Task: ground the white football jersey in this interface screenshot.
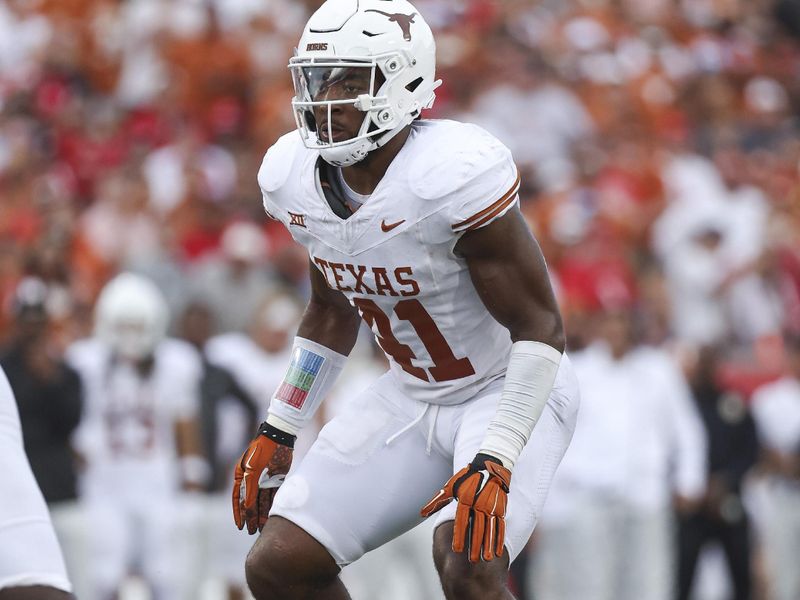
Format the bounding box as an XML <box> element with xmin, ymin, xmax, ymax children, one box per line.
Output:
<box><xmin>259</xmin><ymin>120</ymin><xmax>521</xmax><ymax>405</ymax></box>
<box><xmin>66</xmin><ymin>338</ymin><xmax>202</xmax><ymax>484</ymax></box>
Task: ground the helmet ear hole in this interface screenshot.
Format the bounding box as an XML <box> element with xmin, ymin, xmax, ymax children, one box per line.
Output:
<box><xmin>373</xmin><ymin>68</ymin><xmax>387</xmax><ymax>95</ymax></box>
<box><xmin>405</xmin><ymin>77</ymin><xmax>423</xmax><ymax>92</ymax></box>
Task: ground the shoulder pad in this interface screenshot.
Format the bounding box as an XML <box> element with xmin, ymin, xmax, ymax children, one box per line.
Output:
<box><xmin>408</xmin><ymin>121</ymin><xmax>512</xmax><ymax>201</ymax></box>
<box><xmin>257</xmin><ymin>131</ymin><xmax>304</xmax><ymax>194</ymax></box>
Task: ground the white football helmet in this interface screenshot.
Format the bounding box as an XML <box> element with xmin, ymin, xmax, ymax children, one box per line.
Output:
<box><xmin>290</xmin><ymin>0</ymin><xmax>440</xmax><ymax>167</ymax></box>
<box><xmin>95</xmin><ymin>273</ymin><xmax>169</xmax><ymax>361</ymax></box>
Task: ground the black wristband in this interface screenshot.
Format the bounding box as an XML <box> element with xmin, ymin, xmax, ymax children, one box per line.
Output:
<box><xmin>471</xmin><ymin>452</ymin><xmax>504</xmax><ymax>470</ymax></box>
<box><xmin>257</xmin><ymin>421</ymin><xmax>297</xmax><ymax>448</ymax></box>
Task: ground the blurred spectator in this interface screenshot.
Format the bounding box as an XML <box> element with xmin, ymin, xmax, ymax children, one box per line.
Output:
<box><xmin>661</xmin><ymin>209</ymin><xmax>731</xmax><ymax>345</ymax></box>
<box><xmin>141</xmin><ymin>124</ymin><xmax>237</xmax><ymax>216</ymax></box>
<box><xmin>532</xmin><ymin>308</ymin><xmax>707</xmax><ymax>600</ymax></box>
<box><xmin>0</xmin><ymin>1</ymin><xmax>52</xmax><ymax>89</ymax></box>
<box><xmin>677</xmin><ymin>345</ymin><xmax>758</xmax><ymax>600</ymax></box>
<box><xmin>0</xmin><ymin>277</ymin><xmax>86</xmax><ymax>597</ymax></box>
<box><xmin>711</xmin><ymin>142</ymin><xmax>782</xmax><ymax>345</ymax></box>
<box><xmin>463</xmin><ymin>46</ymin><xmax>594</xmax><ymax>192</ymax></box>
<box><xmin>66</xmin><ymin>273</ymin><xmax>205</xmax><ymax>600</ymax></box>
<box><xmin>96</xmin><ymin>0</ymin><xmax>171</xmax><ymax>109</ymax></box>
<box><xmin>750</xmin><ymin>335</ymin><xmax>800</xmax><ymax>600</ymax></box>
<box><xmin>188</xmin><ymin>220</ymin><xmax>278</xmax><ymax>332</ymax></box>
<box><xmin>0</xmin><ymin>278</ymin><xmax>82</xmax><ymax>504</ymax></box>
<box><xmin>160</xmin><ymin>3</ymin><xmax>251</xmax><ymax>137</ymax></box>
<box><xmin>80</xmin><ymin>164</ymin><xmax>163</xmax><ymax>270</ymax></box>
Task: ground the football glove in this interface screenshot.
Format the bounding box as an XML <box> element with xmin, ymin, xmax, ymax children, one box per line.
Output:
<box><xmin>420</xmin><ymin>453</ymin><xmax>511</xmax><ymax>563</ymax></box>
<box><xmin>232</xmin><ymin>421</ymin><xmax>295</xmax><ymax>535</ymax></box>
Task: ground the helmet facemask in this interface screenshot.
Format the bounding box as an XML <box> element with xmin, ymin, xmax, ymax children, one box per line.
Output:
<box><xmin>289</xmin><ymin>51</ymin><xmax>432</xmax><ymax>167</ymax></box>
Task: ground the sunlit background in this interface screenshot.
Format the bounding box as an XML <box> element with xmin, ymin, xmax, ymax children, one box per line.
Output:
<box><xmin>2</xmin><ymin>0</ymin><xmax>799</xmax><ymax>599</ymax></box>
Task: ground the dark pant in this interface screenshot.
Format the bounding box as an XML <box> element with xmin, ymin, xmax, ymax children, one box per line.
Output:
<box><xmin>677</xmin><ymin>512</ymin><xmax>751</xmax><ymax>600</ymax></box>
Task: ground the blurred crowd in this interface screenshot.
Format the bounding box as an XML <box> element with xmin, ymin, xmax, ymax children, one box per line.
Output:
<box><xmin>1</xmin><ymin>0</ymin><xmax>799</xmax><ymax>599</ymax></box>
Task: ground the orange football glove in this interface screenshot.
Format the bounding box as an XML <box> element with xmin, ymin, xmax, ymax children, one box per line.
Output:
<box><xmin>232</xmin><ymin>421</ymin><xmax>295</xmax><ymax>535</ymax></box>
<box><xmin>420</xmin><ymin>453</ymin><xmax>511</xmax><ymax>563</ymax></box>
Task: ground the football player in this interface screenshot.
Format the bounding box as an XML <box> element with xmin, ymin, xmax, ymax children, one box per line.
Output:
<box><xmin>233</xmin><ymin>1</ymin><xmax>581</xmax><ymax>599</ymax></box>
<box><xmin>67</xmin><ymin>273</ymin><xmax>206</xmax><ymax>600</ymax></box>
<box><xmin>0</xmin><ymin>366</ymin><xmax>73</xmax><ymax>599</ymax></box>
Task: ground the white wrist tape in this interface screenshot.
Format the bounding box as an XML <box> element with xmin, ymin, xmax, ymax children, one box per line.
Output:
<box><xmin>480</xmin><ymin>341</ymin><xmax>562</xmax><ymax>470</ymax></box>
<box><xmin>267</xmin><ymin>337</ymin><xmax>347</xmax><ymax>436</ymax></box>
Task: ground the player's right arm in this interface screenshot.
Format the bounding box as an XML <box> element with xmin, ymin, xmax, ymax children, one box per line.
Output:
<box><xmin>233</xmin><ymin>259</ymin><xmax>360</xmax><ymax>534</ymax></box>
<box><xmin>295</xmin><ymin>258</ymin><xmax>362</xmax><ymax>355</ymax></box>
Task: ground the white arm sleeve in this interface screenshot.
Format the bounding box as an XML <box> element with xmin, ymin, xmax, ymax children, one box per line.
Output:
<box><xmin>479</xmin><ymin>341</ymin><xmax>562</xmax><ymax>469</ymax></box>
<box><xmin>266</xmin><ymin>337</ymin><xmax>347</xmax><ymax>436</ymax></box>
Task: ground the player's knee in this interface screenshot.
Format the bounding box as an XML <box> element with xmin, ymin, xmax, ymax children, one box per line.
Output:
<box><xmin>435</xmin><ymin>554</ymin><xmax>509</xmax><ymax>599</ymax></box>
<box><xmin>433</xmin><ymin>526</ymin><xmax>509</xmax><ymax>600</ymax></box>
<box><xmin>244</xmin><ymin>517</ymin><xmax>340</xmax><ymax>600</ymax></box>
<box><xmin>244</xmin><ymin>535</ymin><xmax>299</xmax><ymax>599</ymax></box>
<box><xmin>244</xmin><ymin>543</ymin><xmax>278</xmax><ymax>599</ymax></box>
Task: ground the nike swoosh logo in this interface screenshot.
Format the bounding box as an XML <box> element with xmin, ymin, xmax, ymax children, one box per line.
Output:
<box><xmin>240</xmin><ymin>447</ymin><xmax>258</xmax><ymax>500</ymax></box>
<box><xmin>381</xmin><ymin>219</ymin><xmax>405</xmax><ymax>232</ymax></box>
<box><xmin>258</xmin><ymin>472</ymin><xmax>286</xmax><ymax>489</ymax></box>
<box><xmin>244</xmin><ymin>448</ymin><xmax>257</xmax><ymax>470</ymax></box>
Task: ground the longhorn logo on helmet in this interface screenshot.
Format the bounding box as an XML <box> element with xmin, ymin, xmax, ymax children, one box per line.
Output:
<box><xmin>365</xmin><ymin>9</ymin><xmax>417</xmax><ymax>41</ymax></box>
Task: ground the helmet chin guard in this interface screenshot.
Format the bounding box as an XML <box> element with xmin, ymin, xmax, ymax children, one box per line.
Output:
<box><xmin>289</xmin><ymin>0</ymin><xmax>440</xmax><ymax>167</ymax></box>
<box><xmin>319</xmin><ymin>142</ymin><xmax>371</xmax><ymax>168</ymax></box>
<box><xmin>319</xmin><ymin>121</ymin><xmax>410</xmax><ymax>166</ymax></box>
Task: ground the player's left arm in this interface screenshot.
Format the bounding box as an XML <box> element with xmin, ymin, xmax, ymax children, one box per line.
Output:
<box><xmin>457</xmin><ymin>204</ymin><xmax>565</xmax><ymax>468</ymax></box>
<box><xmin>421</xmin><ymin>204</ymin><xmax>565</xmax><ymax>562</ymax></box>
<box><xmin>456</xmin><ymin>204</ymin><xmax>564</xmax><ymax>349</ymax></box>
